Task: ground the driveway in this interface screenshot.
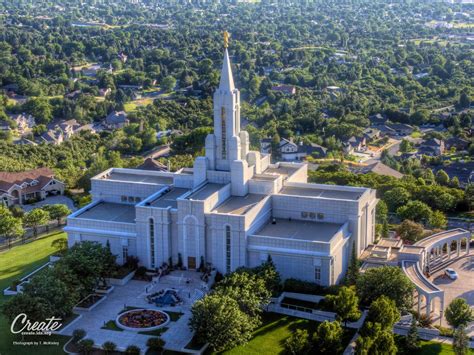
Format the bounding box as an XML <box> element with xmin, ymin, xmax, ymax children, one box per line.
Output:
<box><xmin>431</xmin><ymin>256</ymin><xmax>474</xmax><ymax>334</ymax></box>
<box><xmin>22</xmin><ymin>195</ymin><xmax>76</xmax><ymax>212</ymax></box>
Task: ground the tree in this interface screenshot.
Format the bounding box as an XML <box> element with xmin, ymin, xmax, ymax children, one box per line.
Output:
<box><xmin>429</xmin><ymin>210</ymin><xmax>447</xmax><ymax>229</ymax></box>
<box><xmin>284</xmin><ymin>329</ymin><xmax>310</xmax><ymax>355</ymax></box>
<box><xmin>464</xmin><ymin>184</ymin><xmax>474</xmax><ymax>210</ymax></box>
<box><xmin>397</xmin><ymin>201</ymin><xmax>432</xmax><ymax>224</ymax></box>
<box><xmin>214</xmin><ymin>271</ymin><xmax>271</xmax><ymax>321</ymax></box>
<box><xmin>397</xmin><ymin>220</ymin><xmax>424</xmax><ymax>243</ymax></box>
<box><xmin>146</xmin><ymin>337</ymin><xmax>165</xmax><ymax>351</ymax></box>
<box><xmin>42</xmin><ymin>204</ymin><xmax>71</xmax><ymax>226</ymax></box>
<box><xmin>0</xmin><ymin>206</ymin><xmax>23</xmax><ymax>248</ymax></box>
<box><xmin>453</xmin><ymin>326</ymin><xmax>469</xmax><ymax>355</ymax></box>
<box><xmin>356</xmin><ymin>266</ymin><xmax>414</xmax><ymax>311</ymax></box>
<box><xmin>51</xmin><ymin>238</ymin><xmax>68</xmax><ymax>256</ymax></box>
<box><xmin>400</xmin><ymin>139</ymin><xmax>413</xmax><ymax>153</ymax></box>
<box><xmin>381</xmin><ymin>220</ymin><xmax>389</xmax><ymax>239</ymax></box>
<box><xmin>78</xmin><ymin>339</ymin><xmax>95</xmax><ymax>355</ymax></box>
<box><xmin>161</xmin><ymin>76</ymin><xmax>176</xmax><ymax>92</ymax></box>
<box><xmin>125</xmin><ymin>345</ymin><xmax>141</xmax><ymax>355</ymax></box>
<box><xmin>357</xmin><ymin>322</ymin><xmax>397</xmax><ymax>355</ymax></box>
<box><xmin>436</xmin><ymin>170</ymin><xmax>450</xmax><ymax>186</ymax></box>
<box><xmin>23</xmin><ymin>208</ymin><xmax>50</xmax><ymax>238</ymax></box>
<box><xmin>376</xmin><ymin>200</ymin><xmax>388</xmax><ymax>224</ymax></box>
<box><xmin>326</xmin><ymin>286</ymin><xmax>361</xmax><ymax>325</ymax></box>
<box><xmin>102</xmin><ymin>341</ymin><xmax>117</xmax><ymax>353</ymax></box>
<box><xmin>345</xmin><ymin>242</ymin><xmax>360</xmax><ymax>285</ymax></box>
<box><xmin>383</xmin><ymin>187</ymin><xmax>411</xmax><ymax>211</ymax></box>
<box><xmin>405</xmin><ymin>317</ymin><xmax>420</xmax><ymax>351</ymax></box>
<box><xmin>367</xmin><ymin>296</ymin><xmax>400</xmax><ymax>329</ymax></box>
<box><xmin>24</xmin><ymin>97</ymin><xmax>53</xmax><ymax>124</ymax></box>
<box><xmin>445</xmin><ymin>299</ymin><xmax>473</xmax><ymax>329</ymax></box>
<box><xmin>72</xmin><ymin>329</ymin><xmax>86</xmax><ymax>342</ymax></box>
<box><xmin>312</xmin><ymin>320</ymin><xmax>344</xmax><ymax>354</ymax></box>
<box><xmin>189</xmin><ymin>294</ymin><xmax>254</xmax><ymax>351</ymax></box>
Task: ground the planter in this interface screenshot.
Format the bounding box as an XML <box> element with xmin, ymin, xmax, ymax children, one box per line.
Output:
<box><xmin>107</xmin><ymin>270</ymin><xmax>136</xmax><ymax>286</ymax></box>
<box><xmin>95</xmin><ymin>285</ymin><xmax>115</xmax><ymax>294</ymax></box>
<box><xmin>73</xmin><ymin>294</ymin><xmax>106</xmax><ymax>312</ymax></box>
<box><xmin>115</xmin><ymin>309</ymin><xmax>170</xmax><ymax>332</ymax></box>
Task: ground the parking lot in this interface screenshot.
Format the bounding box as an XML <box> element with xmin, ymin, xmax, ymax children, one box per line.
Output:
<box><xmin>431</xmin><ymin>256</ymin><xmax>474</xmax><ymax>333</ymax></box>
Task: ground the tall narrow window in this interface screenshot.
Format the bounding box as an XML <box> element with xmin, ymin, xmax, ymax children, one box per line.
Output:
<box><xmin>314</xmin><ymin>267</ymin><xmax>321</xmax><ymax>284</ymax></box>
<box><xmin>225</xmin><ymin>226</ymin><xmax>231</xmax><ymax>273</ymax></box>
<box><xmin>221</xmin><ymin>107</ymin><xmax>226</xmax><ymax>159</ymax></box>
<box><xmin>149</xmin><ymin>218</ymin><xmax>155</xmax><ymax>268</ymax></box>
<box><xmin>122</xmin><ymin>246</ymin><xmax>129</xmax><ymax>263</ymax></box>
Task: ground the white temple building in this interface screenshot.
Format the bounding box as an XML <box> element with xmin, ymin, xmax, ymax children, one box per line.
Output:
<box><xmin>66</xmin><ymin>46</ymin><xmax>377</xmax><ymax>286</ymax></box>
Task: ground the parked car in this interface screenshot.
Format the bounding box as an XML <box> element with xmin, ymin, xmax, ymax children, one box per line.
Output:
<box><xmin>445</xmin><ymin>268</ymin><xmax>458</xmax><ymax>280</ymax></box>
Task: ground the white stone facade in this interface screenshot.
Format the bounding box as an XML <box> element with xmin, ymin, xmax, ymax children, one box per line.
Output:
<box><xmin>66</xmin><ymin>49</ymin><xmax>377</xmax><ymax>286</ymax></box>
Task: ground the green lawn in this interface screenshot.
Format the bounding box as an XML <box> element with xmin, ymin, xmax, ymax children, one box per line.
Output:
<box><xmin>0</xmin><ymin>231</ymin><xmax>70</xmax><ymax>355</ymax></box>
<box><xmin>220</xmin><ymin>313</ymin><xmax>321</xmax><ymax>355</ymax></box>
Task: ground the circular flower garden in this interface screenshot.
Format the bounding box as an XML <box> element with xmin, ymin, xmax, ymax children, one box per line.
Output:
<box><xmin>116</xmin><ymin>309</ymin><xmax>170</xmax><ymax>331</ymax></box>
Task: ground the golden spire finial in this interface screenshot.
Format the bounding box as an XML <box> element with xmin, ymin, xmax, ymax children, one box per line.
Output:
<box><xmin>223</xmin><ymin>31</ymin><xmax>230</xmax><ymax>48</ymax></box>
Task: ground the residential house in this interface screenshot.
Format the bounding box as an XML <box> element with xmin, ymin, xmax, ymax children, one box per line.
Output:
<box><xmin>58</xmin><ymin>119</ymin><xmax>81</xmax><ymax>139</ymax></box>
<box><xmin>0</xmin><ymin>167</ymin><xmax>65</xmax><ymax>206</ymax></box>
<box><xmin>105</xmin><ymin>111</ymin><xmax>129</xmax><ymax>129</ymax></box>
<box><xmin>351</xmin><ymin>162</ymin><xmax>404</xmax><ymax>179</ymax></box>
<box><xmin>271</xmin><ymin>85</ymin><xmax>296</xmax><ymax>96</ymax></box>
<box><xmin>363</xmin><ymin>128</ymin><xmax>381</xmax><ymax>142</ymax></box>
<box><xmin>136</xmin><ymin>158</ymin><xmax>167</xmax><ymax>172</ymax></box>
<box><xmin>418</xmin><ymin>138</ymin><xmax>445</xmax><ymax>156</ymax></box>
<box><xmin>445</xmin><ymin>137</ymin><xmax>469</xmax><ymax>151</ymax></box>
<box><xmin>41</xmin><ymin>129</ymin><xmax>64</xmax><ymax>145</ymax></box>
<box><xmin>9</xmin><ymin>113</ymin><xmax>35</xmax><ymax>134</ymax></box>
<box><xmin>260</xmin><ymin>138</ymin><xmax>327</xmax><ymax>161</ymax></box>
<box><xmin>99</xmin><ymin>88</ymin><xmax>112</xmax><ymax>97</ymax></box>
<box><xmin>343</xmin><ymin>136</ymin><xmax>366</xmax><ymax>154</ymax></box>
<box><xmin>374</xmin><ymin>123</ymin><xmax>414</xmax><ymax>137</ymax></box>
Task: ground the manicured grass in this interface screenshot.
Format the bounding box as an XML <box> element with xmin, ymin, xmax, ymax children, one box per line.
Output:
<box><xmin>101</xmin><ymin>320</ymin><xmax>124</xmax><ymax>331</ymax></box>
<box><xmin>419</xmin><ymin>340</ymin><xmax>474</xmax><ymax>355</ymax></box>
<box><xmin>220</xmin><ymin>313</ymin><xmax>320</xmax><ymax>355</ymax></box>
<box><xmin>0</xmin><ymin>231</ymin><xmax>70</xmax><ymax>355</ymax></box>
<box><xmin>166</xmin><ymin>311</ymin><xmax>184</xmax><ymax>322</ymax></box>
<box><xmin>124</xmin><ymin>102</ymin><xmax>138</xmax><ymax>112</ymax></box>
<box><xmin>138</xmin><ymin>326</ymin><xmax>168</xmax><ymax>336</ymax></box>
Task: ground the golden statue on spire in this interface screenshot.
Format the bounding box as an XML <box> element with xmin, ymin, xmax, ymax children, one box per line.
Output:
<box><xmin>223</xmin><ymin>31</ymin><xmax>230</xmax><ymax>48</ymax></box>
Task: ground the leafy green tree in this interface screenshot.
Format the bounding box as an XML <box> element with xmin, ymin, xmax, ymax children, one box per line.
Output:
<box><xmin>397</xmin><ymin>201</ymin><xmax>432</xmax><ymax>224</ymax></box>
<box><xmin>214</xmin><ymin>271</ymin><xmax>271</xmax><ymax>322</ymax></box>
<box><xmin>24</xmin><ymin>97</ymin><xmax>53</xmax><ymax>124</ymax></box>
<box><xmin>356</xmin><ymin>266</ymin><xmax>414</xmax><ymax>311</ymax></box>
<box><xmin>453</xmin><ymin>326</ymin><xmax>469</xmax><ymax>355</ymax></box>
<box><xmin>23</xmin><ymin>208</ymin><xmax>50</xmax><ymax>238</ymax></box>
<box><xmin>445</xmin><ymin>299</ymin><xmax>474</xmax><ymax>329</ymax></box>
<box><xmin>429</xmin><ymin>210</ymin><xmax>447</xmax><ymax>229</ymax></box>
<box><xmin>51</xmin><ymin>238</ymin><xmax>68</xmax><ymax>256</ymax></box>
<box><xmin>326</xmin><ymin>286</ymin><xmax>361</xmax><ymax>325</ymax></box>
<box><xmin>397</xmin><ymin>220</ymin><xmax>424</xmax><ymax>243</ymax></box>
<box><xmin>367</xmin><ymin>296</ymin><xmax>400</xmax><ymax>329</ymax></box>
<box><xmin>357</xmin><ymin>322</ymin><xmax>397</xmax><ymax>355</ymax></box>
<box><xmin>125</xmin><ymin>345</ymin><xmax>141</xmax><ymax>355</ymax></box>
<box><xmin>189</xmin><ymin>294</ymin><xmax>254</xmax><ymax>352</ymax></box>
<box><xmin>284</xmin><ymin>329</ymin><xmax>310</xmax><ymax>355</ymax></box>
<box><xmin>376</xmin><ymin>200</ymin><xmax>388</xmax><ymax>224</ymax></box>
<box><xmin>146</xmin><ymin>337</ymin><xmax>165</xmax><ymax>351</ymax></box>
<box><xmin>464</xmin><ymin>184</ymin><xmax>474</xmax><ymax>210</ymax></box>
<box><xmin>312</xmin><ymin>320</ymin><xmax>344</xmax><ymax>354</ymax></box>
<box><xmin>161</xmin><ymin>76</ymin><xmax>177</xmax><ymax>92</ymax></box>
<box><xmin>78</xmin><ymin>339</ymin><xmax>95</xmax><ymax>355</ymax></box>
<box><xmin>400</xmin><ymin>139</ymin><xmax>413</xmax><ymax>153</ymax></box>
<box><xmin>381</xmin><ymin>220</ymin><xmax>389</xmax><ymax>239</ymax></box>
<box><xmin>0</xmin><ymin>206</ymin><xmax>23</xmax><ymax>248</ymax></box>
<box><xmin>435</xmin><ymin>170</ymin><xmax>450</xmax><ymax>186</ymax></box>
<box><xmin>383</xmin><ymin>187</ymin><xmax>411</xmax><ymax>211</ymax></box>
<box><xmin>42</xmin><ymin>204</ymin><xmax>71</xmax><ymax>226</ymax></box>
<box><xmin>102</xmin><ymin>341</ymin><xmax>117</xmax><ymax>353</ymax></box>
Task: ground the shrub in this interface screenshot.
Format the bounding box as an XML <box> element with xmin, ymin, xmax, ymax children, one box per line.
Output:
<box><xmin>135</xmin><ymin>266</ymin><xmax>147</xmax><ymax>277</ymax></box>
<box><xmin>125</xmin><ymin>345</ymin><xmax>141</xmax><ymax>355</ymax></box>
<box><xmin>435</xmin><ymin>325</ymin><xmax>454</xmax><ymax>337</ymax></box>
<box><xmin>147</xmin><ymin>337</ymin><xmax>165</xmax><ymax>351</ymax></box>
<box><xmin>78</xmin><ymin>338</ymin><xmax>94</xmax><ymax>354</ymax></box>
<box><xmin>72</xmin><ymin>328</ymin><xmax>86</xmax><ymax>341</ymax></box>
<box><xmin>102</xmin><ymin>341</ymin><xmax>117</xmax><ymax>353</ymax></box>
<box><xmin>284</xmin><ymin>328</ymin><xmax>310</xmax><ymax>355</ymax></box>
<box><xmin>124</xmin><ymin>256</ymin><xmax>139</xmax><ymax>269</ymax></box>
<box><xmin>412</xmin><ymin>311</ymin><xmax>433</xmax><ymax>328</ymax></box>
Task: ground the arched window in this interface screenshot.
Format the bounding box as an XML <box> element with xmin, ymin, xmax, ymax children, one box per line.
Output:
<box><xmin>149</xmin><ymin>218</ymin><xmax>155</xmax><ymax>268</ymax></box>
<box><xmin>225</xmin><ymin>226</ymin><xmax>231</xmax><ymax>273</ymax></box>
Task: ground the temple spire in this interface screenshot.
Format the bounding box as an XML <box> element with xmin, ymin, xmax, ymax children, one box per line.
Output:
<box><xmin>219</xmin><ymin>32</ymin><xmax>235</xmax><ymax>92</ymax></box>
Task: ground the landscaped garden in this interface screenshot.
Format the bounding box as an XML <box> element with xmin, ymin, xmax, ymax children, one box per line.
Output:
<box><xmin>117</xmin><ymin>309</ymin><xmax>169</xmax><ymax>330</ymax></box>
<box><xmin>0</xmin><ymin>231</ymin><xmax>70</xmax><ymax>355</ymax></box>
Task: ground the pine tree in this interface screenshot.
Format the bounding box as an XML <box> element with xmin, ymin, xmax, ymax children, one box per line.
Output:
<box><xmin>382</xmin><ymin>220</ymin><xmax>389</xmax><ymax>239</ymax></box>
<box><xmin>346</xmin><ymin>241</ymin><xmax>359</xmax><ymax>285</ymax></box>
<box><xmin>406</xmin><ymin>316</ymin><xmax>420</xmax><ymax>351</ymax></box>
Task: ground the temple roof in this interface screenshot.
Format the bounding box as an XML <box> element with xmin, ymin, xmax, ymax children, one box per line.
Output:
<box><xmin>218</xmin><ymin>48</ymin><xmax>235</xmax><ymax>92</ymax></box>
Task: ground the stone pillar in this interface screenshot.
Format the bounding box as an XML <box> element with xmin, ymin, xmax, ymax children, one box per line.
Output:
<box><xmin>457</xmin><ymin>239</ymin><xmax>461</xmax><ymax>257</ymax></box>
<box><xmin>426</xmin><ymin>297</ymin><xmax>431</xmax><ymax>316</ymax></box>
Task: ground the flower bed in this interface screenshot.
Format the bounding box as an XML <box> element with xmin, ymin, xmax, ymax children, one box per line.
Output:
<box><xmin>116</xmin><ymin>309</ymin><xmax>170</xmax><ymax>331</ymax></box>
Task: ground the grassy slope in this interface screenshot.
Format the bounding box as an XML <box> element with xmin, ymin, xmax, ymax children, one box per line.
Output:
<box><xmin>0</xmin><ymin>231</ymin><xmax>70</xmax><ymax>355</ymax></box>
